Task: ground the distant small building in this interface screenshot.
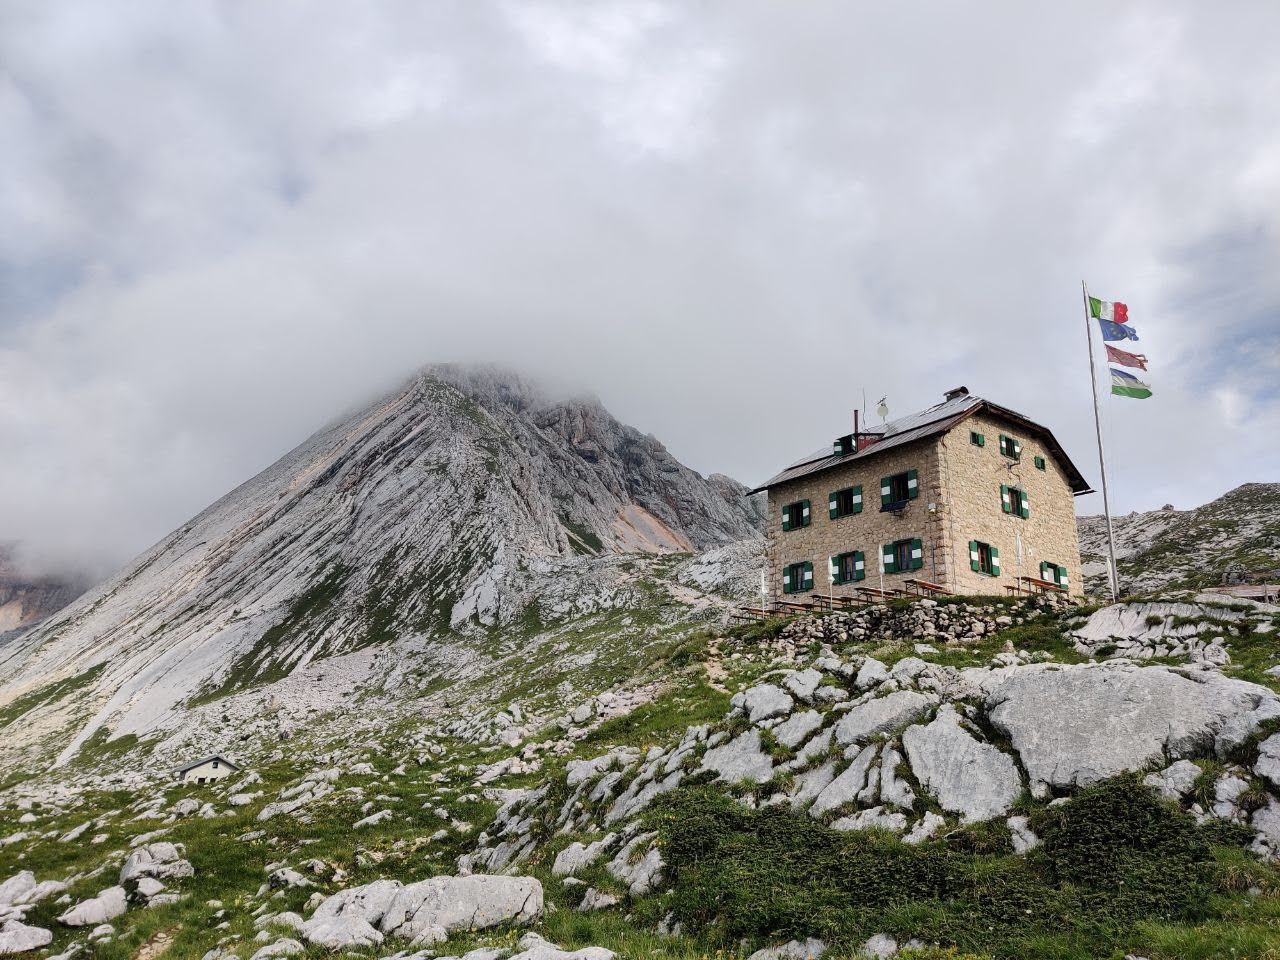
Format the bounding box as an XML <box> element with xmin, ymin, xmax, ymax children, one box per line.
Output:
<box><xmin>174</xmin><ymin>754</ymin><xmax>240</xmax><ymax>785</ymax></box>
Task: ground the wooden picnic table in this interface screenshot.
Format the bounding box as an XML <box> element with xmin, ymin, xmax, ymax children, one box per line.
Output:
<box><xmin>1016</xmin><ymin>575</ymin><xmax>1067</xmax><ymax>595</ymax></box>
<box><xmin>903</xmin><ymin>578</ymin><xmax>954</xmax><ymax>598</ymax></box>
<box><xmin>854</xmin><ymin>585</ymin><xmax>898</xmax><ymax>602</ymax></box>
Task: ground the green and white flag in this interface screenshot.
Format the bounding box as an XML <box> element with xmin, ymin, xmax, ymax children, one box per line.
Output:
<box><xmin>1110</xmin><ymin>368</ymin><xmax>1152</xmax><ymax>399</ymax></box>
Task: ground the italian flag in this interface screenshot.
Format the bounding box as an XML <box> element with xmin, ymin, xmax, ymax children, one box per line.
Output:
<box><xmin>1110</xmin><ymin>368</ymin><xmax>1152</xmax><ymax>399</ymax></box>
<box><xmin>1089</xmin><ymin>296</ymin><xmax>1129</xmax><ymax>323</ymax></box>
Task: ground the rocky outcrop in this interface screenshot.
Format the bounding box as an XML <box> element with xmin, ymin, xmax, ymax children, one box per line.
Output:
<box><xmin>982</xmin><ymin>662</ymin><xmax>1280</xmax><ymax>796</ymax></box>
<box><xmin>902</xmin><ymin>706</ymin><xmax>1020</xmax><ymax>822</ymax></box>
<box><xmin>0</xmin><ymin>919</ymin><xmax>52</xmax><ymax>955</ymax></box>
<box><xmin>299</xmin><ymin>874</ymin><xmax>542</xmax><ymax>949</ymax></box>
<box><xmin>1078</xmin><ymin>482</ymin><xmax>1280</xmax><ymax>594</ymax></box>
<box><xmin>59</xmin><ymin>886</ymin><xmax>127</xmax><ymax>927</ymax></box>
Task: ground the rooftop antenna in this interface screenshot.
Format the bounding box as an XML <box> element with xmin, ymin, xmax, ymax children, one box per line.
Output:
<box><xmin>876</xmin><ymin>396</ymin><xmax>889</xmax><ymax>424</ymax></box>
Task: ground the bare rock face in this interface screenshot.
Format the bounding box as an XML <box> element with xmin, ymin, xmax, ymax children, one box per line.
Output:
<box><xmin>983</xmin><ymin>663</ymin><xmax>1280</xmax><ymax>796</ymax></box>
<box><xmin>58</xmin><ymin>886</ymin><xmax>127</xmax><ymax>927</ymax></box>
<box><xmin>0</xmin><ymin>546</ymin><xmax>89</xmax><ymax>637</ymax></box>
<box><xmin>300</xmin><ymin>874</ymin><xmax>543</xmax><ymax>949</ymax></box>
<box><xmin>0</xmin><ymin>919</ymin><xmax>52</xmax><ymax>954</ymax></box>
<box><xmin>0</xmin><ymin>365</ymin><xmax>761</xmax><ymax>767</ymax></box>
<box><xmin>902</xmin><ymin>706</ymin><xmax>1020</xmax><ymax>823</ymax></box>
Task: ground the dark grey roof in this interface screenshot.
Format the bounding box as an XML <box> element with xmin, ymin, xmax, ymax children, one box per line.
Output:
<box><xmin>750</xmin><ymin>393</ymin><xmax>1092</xmax><ymax>495</ymax></box>
<box><xmin>174</xmin><ymin>754</ymin><xmax>240</xmax><ymax>775</ymax></box>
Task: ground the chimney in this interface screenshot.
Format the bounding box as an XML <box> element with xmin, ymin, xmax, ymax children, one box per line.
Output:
<box><xmin>943</xmin><ymin>385</ymin><xmax>970</xmax><ymax>402</ymax></box>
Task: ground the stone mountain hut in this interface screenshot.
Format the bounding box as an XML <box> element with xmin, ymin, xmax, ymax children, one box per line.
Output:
<box><xmin>751</xmin><ymin>387</ymin><xmax>1092</xmax><ymax>602</ymax></box>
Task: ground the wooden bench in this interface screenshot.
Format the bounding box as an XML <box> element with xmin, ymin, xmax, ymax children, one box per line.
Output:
<box><xmin>854</xmin><ymin>586</ymin><xmax>898</xmax><ymax>603</ymax></box>
<box><xmin>903</xmin><ymin>578</ymin><xmax>954</xmax><ymax>598</ymax></box>
<box><xmin>776</xmin><ymin>598</ymin><xmax>826</xmax><ymax>614</ymax></box>
<box><xmin>728</xmin><ymin>606</ymin><xmax>778</xmax><ymax>625</ymax></box>
<box><xmin>1017</xmin><ymin>575</ymin><xmax>1068</xmax><ymax>595</ymax></box>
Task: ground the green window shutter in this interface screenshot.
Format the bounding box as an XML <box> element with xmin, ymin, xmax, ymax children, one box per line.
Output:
<box><xmin>801</xmin><ymin>561</ymin><xmax>813</xmax><ymax>591</ymax></box>
<box><xmin>829</xmin><ymin>555</ymin><xmax>840</xmax><ymax>584</ymax></box>
<box><xmin>852</xmin><ymin>485</ymin><xmax>863</xmax><ymax>514</ymax></box>
<box><xmin>781</xmin><ymin>505</ymin><xmax>792</xmax><ymax>532</ymax></box>
<box><xmin>882</xmin><ymin>544</ymin><xmax>896</xmax><ymax>574</ymax></box>
<box><xmin>907</xmin><ymin>469</ymin><xmax>919</xmax><ymax>499</ymax></box>
<box><xmin>990</xmin><ymin>545</ymin><xmax>1001</xmax><ymax>577</ymax></box>
<box><xmin>782</xmin><ymin>566</ymin><xmax>792</xmax><ymax>594</ymax></box>
<box><xmin>1040</xmin><ymin>561</ymin><xmax>1051</xmax><ymax>581</ymax></box>
<box><xmin>969</xmin><ymin>540</ymin><xmax>981</xmax><ymax>572</ymax></box>
<box><xmin>971</xmin><ymin>431</ymin><xmax>984</xmax><ymax>447</ymax></box>
<box><xmin>910</xmin><ymin>537</ymin><xmax>924</xmax><ymax>570</ymax></box>
<box><xmin>1012</xmin><ymin>438</ymin><xmax>1023</xmax><ymax>460</ymax></box>
<box><xmin>1020</xmin><ymin>490</ymin><xmax>1030</xmax><ymax>519</ymax></box>
<box><xmin>1001</xmin><ymin>484</ymin><xmax>1012</xmax><ymax>514</ymax></box>
<box><xmin>853</xmin><ymin>551</ymin><xmax>866</xmax><ymax>581</ymax></box>
<box><xmin>801</xmin><ymin>499</ymin><xmax>811</xmax><ymax>527</ymax></box>
<box><xmin>829</xmin><ymin>492</ymin><xmax>839</xmax><ymax>520</ymax></box>
<box><xmin>1035</xmin><ymin>455</ymin><xmax>1046</xmax><ymax>470</ymax></box>
<box><xmin>880</xmin><ymin>476</ymin><xmax>891</xmax><ymax>508</ymax></box>
<box><xmin>1058</xmin><ymin>566</ymin><xmax>1070</xmax><ymax>590</ymax></box>
<box><xmin>998</xmin><ymin>434</ymin><xmax>1008</xmax><ymax>457</ymax></box>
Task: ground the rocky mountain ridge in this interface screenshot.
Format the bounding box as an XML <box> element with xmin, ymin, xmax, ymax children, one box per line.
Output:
<box><xmin>0</xmin><ymin>548</ymin><xmax>88</xmax><ymax>640</ymax></box>
<box><xmin>1078</xmin><ymin>482</ymin><xmax>1280</xmax><ymax>595</ymax></box>
<box><xmin>0</xmin><ymin>365</ymin><xmax>761</xmax><ymax>773</ymax></box>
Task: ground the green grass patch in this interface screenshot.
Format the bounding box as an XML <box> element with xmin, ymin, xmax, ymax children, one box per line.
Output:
<box><xmin>652</xmin><ymin>775</ymin><xmax>1239</xmax><ymax>959</ymax></box>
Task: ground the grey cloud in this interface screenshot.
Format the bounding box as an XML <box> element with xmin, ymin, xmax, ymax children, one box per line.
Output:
<box><xmin>1</xmin><ymin>0</ymin><xmax>1278</xmax><ymax>577</ymax></box>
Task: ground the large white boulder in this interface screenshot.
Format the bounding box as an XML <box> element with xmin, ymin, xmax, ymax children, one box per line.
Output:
<box><xmin>0</xmin><ymin>919</ymin><xmax>52</xmax><ymax>954</ymax></box>
<box><xmin>300</xmin><ymin>875</ymin><xmax>542</xmax><ymax>949</ymax></box>
<box><xmin>833</xmin><ymin>692</ymin><xmax>937</xmax><ymax>747</ymax></box>
<box><xmin>902</xmin><ymin>706</ymin><xmax>1021</xmax><ymax>823</ymax></box>
<box><xmin>59</xmin><ymin>886</ymin><xmax>127</xmax><ymax>927</ymax></box>
<box><xmin>810</xmin><ymin>745</ymin><xmax>878</xmax><ymax>817</ymax></box>
<box><xmin>748</xmin><ymin>938</ymin><xmax>827</xmax><ymax>960</ymax></box>
<box><xmin>982</xmin><ymin>663</ymin><xmax>1280</xmax><ymax>796</ymax></box>
<box><xmin>120</xmin><ymin>843</ymin><xmax>194</xmax><ymax>884</ymax></box>
<box><xmin>698</xmin><ymin>730</ymin><xmax>774</xmax><ymax>784</ymax></box>
<box><xmin>735</xmin><ymin>684</ymin><xmax>795</xmax><ymax>724</ymax></box>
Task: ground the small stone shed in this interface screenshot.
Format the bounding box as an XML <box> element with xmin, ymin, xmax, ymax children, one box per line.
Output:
<box><xmin>174</xmin><ymin>754</ymin><xmax>240</xmax><ymax>785</ymax></box>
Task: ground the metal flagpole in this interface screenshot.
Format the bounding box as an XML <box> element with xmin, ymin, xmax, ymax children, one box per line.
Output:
<box><xmin>1082</xmin><ymin>281</ymin><xmax>1120</xmax><ymax>601</ymax></box>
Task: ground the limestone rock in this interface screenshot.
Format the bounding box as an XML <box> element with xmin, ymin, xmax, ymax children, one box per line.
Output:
<box><xmin>830</xmin><ymin>806</ymin><xmax>908</xmax><ymax>834</ymax></box>
<box><xmin>698</xmin><ymin>730</ymin><xmax>774</xmax><ymax>784</ymax></box>
<box><xmin>904</xmin><ymin>811</ymin><xmax>946</xmax><ymax>845</ymax></box>
<box><xmin>0</xmin><ymin>919</ymin><xmax>53</xmax><ymax>954</ymax></box>
<box><xmin>860</xmin><ymin>933</ymin><xmax>898</xmax><ymax>959</ymax></box>
<box><xmin>301</xmin><ymin>875</ymin><xmax>542</xmax><ymax>948</ymax></box>
<box><xmin>1007</xmin><ymin>815</ymin><xmax>1041</xmax><ymax>853</ymax></box>
<box><xmin>902</xmin><ymin>706</ymin><xmax>1020</xmax><ymax>823</ymax></box>
<box><xmin>810</xmin><ymin>745</ymin><xmax>878</xmax><ymax>817</ymax></box>
<box><xmin>1256</xmin><ymin>734</ymin><xmax>1280</xmax><ymax>789</ymax></box>
<box><xmin>1143</xmin><ymin>760</ymin><xmax>1202</xmax><ymax>801</ymax></box>
<box><xmin>59</xmin><ymin>886</ymin><xmax>127</xmax><ymax>927</ymax></box>
<box><xmin>773</xmin><ymin>710</ymin><xmax>824</xmax><ymax>749</ymax></box>
<box><xmin>576</xmin><ymin>888</ymin><xmax>619</xmax><ymax>911</ymax></box>
<box><xmin>834</xmin><ymin>692</ymin><xmax>937</xmax><ymax>747</ymax></box>
<box><xmin>984</xmin><ymin>663</ymin><xmax>1280</xmax><ymax>796</ymax></box>
<box><xmin>606</xmin><ymin>833</ymin><xmax>664</xmax><ymax>896</ymax></box>
<box><xmin>552</xmin><ymin>836</ymin><xmax>614</xmax><ymax>877</ymax></box>
<box><xmin>510</xmin><ymin>932</ymin><xmax>615</xmax><ymax>960</ymax></box>
<box><xmin>748</xmin><ymin>938</ymin><xmax>827</xmax><ymax>960</ymax></box>
<box><xmin>735</xmin><ymin>684</ymin><xmax>795</xmax><ymax>724</ymax></box>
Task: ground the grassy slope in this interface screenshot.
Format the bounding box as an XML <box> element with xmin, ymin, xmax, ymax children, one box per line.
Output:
<box><xmin>6</xmin><ymin>602</ymin><xmax>1280</xmax><ymax>959</ymax></box>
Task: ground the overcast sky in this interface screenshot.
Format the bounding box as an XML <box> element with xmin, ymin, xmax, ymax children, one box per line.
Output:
<box><xmin>2</xmin><ymin>1</ymin><xmax>1278</xmax><ymax>577</ymax></box>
